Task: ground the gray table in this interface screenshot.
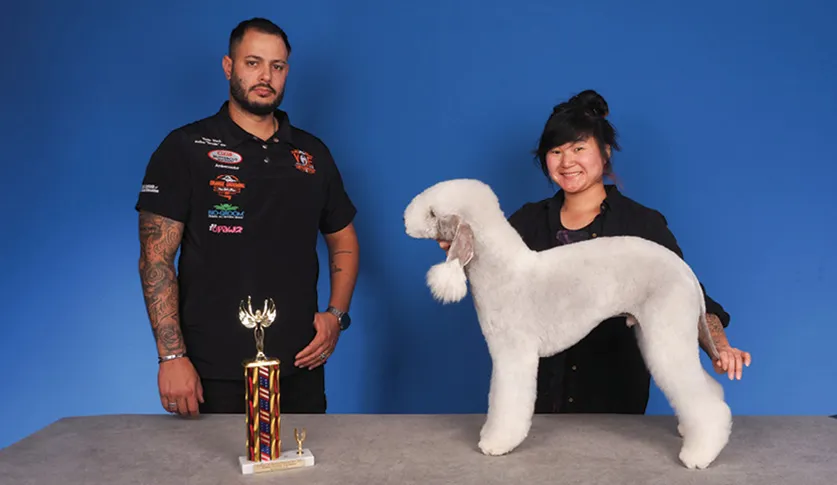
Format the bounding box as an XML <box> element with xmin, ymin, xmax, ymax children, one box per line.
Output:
<box><xmin>1</xmin><ymin>414</ymin><xmax>835</xmax><ymax>484</ymax></box>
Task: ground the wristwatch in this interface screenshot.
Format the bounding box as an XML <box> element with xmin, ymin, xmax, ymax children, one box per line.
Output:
<box><xmin>326</xmin><ymin>305</ymin><xmax>351</xmax><ymax>331</ymax></box>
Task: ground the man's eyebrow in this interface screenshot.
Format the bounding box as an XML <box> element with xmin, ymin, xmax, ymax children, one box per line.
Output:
<box><xmin>244</xmin><ymin>55</ymin><xmax>287</xmax><ymax>64</ymax></box>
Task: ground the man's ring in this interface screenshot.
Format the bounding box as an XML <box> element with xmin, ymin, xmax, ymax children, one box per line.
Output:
<box><xmin>319</xmin><ymin>352</ymin><xmax>327</xmax><ymax>360</ymax></box>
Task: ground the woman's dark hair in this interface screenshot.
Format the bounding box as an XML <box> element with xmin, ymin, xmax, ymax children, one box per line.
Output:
<box><xmin>534</xmin><ymin>89</ymin><xmax>621</xmax><ymax>182</ymax></box>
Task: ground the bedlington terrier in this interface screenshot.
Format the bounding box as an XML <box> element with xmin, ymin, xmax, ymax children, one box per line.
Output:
<box><xmin>403</xmin><ymin>178</ymin><xmax>732</xmax><ymax>469</ymax></box>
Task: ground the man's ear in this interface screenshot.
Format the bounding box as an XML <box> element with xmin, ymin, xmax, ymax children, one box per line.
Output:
<box><xmin>222</xmin><ymin>55</ymin><xmax>233</xmax><ymax>80</ymax></box>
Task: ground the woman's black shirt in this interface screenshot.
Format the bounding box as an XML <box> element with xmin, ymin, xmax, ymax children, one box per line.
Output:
<box><xmin>507</xmin><ymin>185</ymin><xmax>730</xmax><ymax>414</ymax></box>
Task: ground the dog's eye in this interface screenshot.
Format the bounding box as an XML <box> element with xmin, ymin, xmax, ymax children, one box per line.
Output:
<box><xmin>429</xmin><ymin>208</ymin><xmax>435</xmax><ymax>218</ymax></box>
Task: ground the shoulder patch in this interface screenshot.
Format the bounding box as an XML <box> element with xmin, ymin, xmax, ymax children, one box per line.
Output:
<box><xmin>291</xmin><ymin>149</ymin><xmax>316</xmax><ymax>174</ymax></box>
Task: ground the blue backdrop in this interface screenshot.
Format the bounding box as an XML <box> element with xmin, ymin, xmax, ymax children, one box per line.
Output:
<box><xmin>2</xmin><ymin>0</ymin><xmax>835</xmax><ymax>449</ymax></box>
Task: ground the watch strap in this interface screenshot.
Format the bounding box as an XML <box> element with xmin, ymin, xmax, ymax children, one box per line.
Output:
<box><xmin>326</xmin><ymin>305</ymin><xmax>350</xmax><ymax>330</ymax></box>
<box><xmin>326</xmin><ymin>306</ymin><xmax>345</xmax><ymax>319</ymax></box>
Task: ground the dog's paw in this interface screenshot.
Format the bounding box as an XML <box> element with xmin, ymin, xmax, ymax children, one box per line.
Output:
<box><xmin>679</xmin><ymin>439</ymin><xmax>725</xmax><ymax>470</ymax></box>
<box><xmin>679</xmin><ymin>447</ymin><xmax>713</xmax><ymax>470</ymax></box>
<box><xmin>479</xmin><ymin>421</ymin><xmax>495</xmax><ymax>439</ymax></box>
<box><xmin>478</xmin><ymin>436</ymin><xmax>514</xmax><ymax>456</ymax></box>
<box><xmin>478</xmin><ymin>428</ymin><xmax>527</xmax><ymax>456</ymax></box>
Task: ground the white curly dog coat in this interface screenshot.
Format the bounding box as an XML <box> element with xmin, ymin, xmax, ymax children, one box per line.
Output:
<box><xmin>403</xmin><ymin>179</ymin><xmax>732</xmax><ymax>469</ymax></box>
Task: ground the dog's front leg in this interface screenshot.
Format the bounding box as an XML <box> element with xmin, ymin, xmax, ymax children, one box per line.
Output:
<box><xmin>478</xmin><ymin>344</ymin><xmax>539</xmax><ymax>456</ymax></box>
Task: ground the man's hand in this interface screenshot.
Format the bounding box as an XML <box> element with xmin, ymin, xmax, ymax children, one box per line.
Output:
<box><xmin>158</xmin><ymin>357</ymin><xmax>203</xmax><ymax>416</ymax></box>
<box><xmin>294</xmin><ymin>312</ymin><xmax>341</xmax><ymax>370</ymax></box>
<box><xmin>438</xmin><ymin>239</ymin><xmax>450</xmax><ymax>252</ymax></box>
<box><xmin>713</xmin><ymin>345</ymin><xmax>752</xmax><ymax>380</ymax></box>
<box><xmin>303</xmin><ymin>222</ymin><xmax>357</xmax><ymax>370</ymax></box>
<box><xmin>701</xmin><ymin>313</ymin><xmax>752</xmax><ymax>380</ymax></box>
<box><xmin>140</xmin><ymin>211</ymin><xmax>199</xmax><ymax>414</ymax></box>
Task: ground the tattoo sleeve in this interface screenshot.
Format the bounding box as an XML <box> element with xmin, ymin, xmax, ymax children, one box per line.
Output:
<box><xmin>706</xmin><ymin>313</ymin><xmax>728</xmax><ymax>347</ymax></box>
<box><xmin>138</xmin><ymin>211</ymin><xmax>186</xmax><ymax>356</ymax></box>
<box><xmin>700</xmin><ymin>313</ymin><xmax>729</xmax><ymax>358</ymax></box>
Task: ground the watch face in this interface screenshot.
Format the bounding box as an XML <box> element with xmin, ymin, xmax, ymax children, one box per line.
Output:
<box><xmin>341</xmin><ymin>313</ymin><xmax>351</xmax><ymax>329</ymax></box>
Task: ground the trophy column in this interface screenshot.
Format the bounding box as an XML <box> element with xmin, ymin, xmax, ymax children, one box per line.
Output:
<box><xmin>237</xmin><ymin>296</ymin><xmax>316</xmax><ymax>475</ymax></box>
<box><xmin>245</xmin><ymin>358</ymin><xmax>281</xmax><ymax>462</ymax></box>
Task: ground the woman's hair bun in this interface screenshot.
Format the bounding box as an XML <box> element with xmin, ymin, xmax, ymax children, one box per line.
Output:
<box><xmin>569</xmin><ymin>89</ymin><xmax>609</xmax><ymax>118</ymax></box>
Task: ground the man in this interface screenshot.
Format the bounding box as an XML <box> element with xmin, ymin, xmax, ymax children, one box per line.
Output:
<box><xmin>136</xmin><ymin>18</ymin><xmax>359</xmax><ymax>417</ymax></box>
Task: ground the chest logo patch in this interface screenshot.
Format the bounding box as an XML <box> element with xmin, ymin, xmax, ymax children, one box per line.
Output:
<box><xmin>208</xmin><ymin>149</ymin><xmax>242</xmax><ymax>165</ymax></box>
<box><xmin>291</xmin><ymin>149</ymin><xmax>316</xmax><ymax>174</ymax></box>
<box><xmin>210</xmin><ymin>174</ymin><xmax>245</xmax><ymax>200</ymax></box>
<box><xmin>208</xmin><ymin>203</ymin><xmax>244</xmax><ymax>220</ymax></box>
<box><xmin>209</xmin><ymin>223</ymin><xmax>243</xmax><ymax>234</ymax></box>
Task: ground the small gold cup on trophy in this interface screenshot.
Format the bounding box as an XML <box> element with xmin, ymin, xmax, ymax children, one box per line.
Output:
<box><xmin>237</xmin><ymin>296</ymin><xmax>316</xmax><ymax>475</ymax></box>
<box><xmin>294</xmin><ymin>428</ymin><xmax>306</xmax><ymax>455</ymax></box>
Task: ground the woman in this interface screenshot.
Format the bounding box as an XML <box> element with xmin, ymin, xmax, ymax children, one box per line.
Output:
<box><xmin>441</xmin><ymin>90</ymin><xmax>751</xmax><ymax>414</ymax></box>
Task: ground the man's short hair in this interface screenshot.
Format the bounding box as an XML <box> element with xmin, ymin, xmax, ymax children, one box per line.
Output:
<box><xmin>229</xmin><ymin>17</ymin><xmax>291</xmax><ymax>57</ymax></box>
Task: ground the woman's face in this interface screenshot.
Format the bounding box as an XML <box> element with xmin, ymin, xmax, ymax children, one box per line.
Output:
<box><xmin>545</xmin><ymin>136</ymin><xmax>610</xmax><ymax>194</ymax></box>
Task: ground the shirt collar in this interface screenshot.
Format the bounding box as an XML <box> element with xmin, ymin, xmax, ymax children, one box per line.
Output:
<box><xmin>546</xmin><ymin>184</ymin><xmax>625</xmax><ymax>235</ymax></box>
<box><xmin>213</xmin><ymin>101</ymin><xmax>294</xmax><ymax>147</ymax></box>
<box><xmin>547</xmin><ymin>184</ymin><xmax>624</xmax><ymax>211</ymax></box>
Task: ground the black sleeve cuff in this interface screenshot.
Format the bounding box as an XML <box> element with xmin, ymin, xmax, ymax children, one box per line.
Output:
<box><xmin>702</xmin><ymin>284</ymin><xmax>731</xmax><ymax>327</ymax></box>
<box><xmin>320</xmin><ymin>205</ymin><xmax>357</xmax><ymax>234</ymax></box>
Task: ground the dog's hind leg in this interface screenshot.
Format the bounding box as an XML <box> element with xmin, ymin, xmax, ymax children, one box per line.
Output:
<box><xmin>678</xmin><ymin>369</ymin><xmax>725</xmax><ymax>437</ymax></box>
<box><xmin>478</xmin><ymin>338</ymin><xmax>539</xmax><ymax>456</ymax></box>
<box><xmin>633</xmin><ymin>313</ymin><xmax>732</xmax><ymax>470</ymax></box>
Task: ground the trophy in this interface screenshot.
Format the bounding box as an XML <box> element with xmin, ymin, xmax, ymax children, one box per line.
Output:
<box><xmin>237</xmin><ymin>296</ymin><xmax>315</xmax><ymax>475</ymax></box>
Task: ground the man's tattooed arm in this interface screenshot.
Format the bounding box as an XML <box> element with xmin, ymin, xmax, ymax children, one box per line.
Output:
<box><xmin>699</xmin><ymin>313</ymin><xmax>730</xmax><ymax>358</ymax></box>
<box><xmin>139</xmin><ymin>211</ymin><xmax>186</xmax><ymax>356</ymax></box>
<box><xmin>324</xmin><ymin>224</ymin><xmax>360</xmax><ymax>314</ymax></box>
<box><xmin>706</xmin><ymin>313</ymin><xmax>728</xmax><ymax>346</ymax></box>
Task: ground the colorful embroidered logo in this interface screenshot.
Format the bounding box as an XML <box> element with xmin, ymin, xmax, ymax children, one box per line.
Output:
<box><xmin>209</xmin><ymin>223</ymin><xmax>243</xmax><ymax>234</ymax></box>
<box><xmin>208</xmin><ymin>203</ymin><xmax>244</xmax><ymax>220</ymax></box>
<box><xmin>291</xmin><ymin>149</ymin><xmax>316</xmax><ymax>174</ymax></box>
<box><xmin>210</xmin><ymin>174</ymin><xmax>245</xmax><ymax>200</ymax></box>
<box><xmin>208</xmin><ymin>150</ymin><xmax>242</xmax><ymax>164</ymax></box>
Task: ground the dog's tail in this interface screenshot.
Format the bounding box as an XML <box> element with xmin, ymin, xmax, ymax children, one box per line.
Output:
<box><xmin>696</xmin><ymin>280</ymin><xmax>720</xmax><ymax>362</ymax></box>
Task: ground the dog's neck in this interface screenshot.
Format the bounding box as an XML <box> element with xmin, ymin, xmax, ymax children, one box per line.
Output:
<box><xmin>466</xmin><ymin>212</ymin><xmax>531</xmax><ymax>281</ymax></box>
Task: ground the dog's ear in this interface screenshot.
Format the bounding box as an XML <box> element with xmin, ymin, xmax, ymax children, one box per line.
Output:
<box><xmin>436</xmin><ymin>213</ymin><xmax>458</xmax><ymax>241</ymax></box>
<box><xmin>447</xmin><ymin>218</ymin><xmax>474</xmax><ymax>267</ymax></box>
<box><xmin>437</xmin><ymin>215</ymin><xmax>474</xmax><ymax>267</ymax></box>
<box><xmin>426</xmin><ymin>215</ymin><xmax>473</xmax><ymax>304</ymax></box>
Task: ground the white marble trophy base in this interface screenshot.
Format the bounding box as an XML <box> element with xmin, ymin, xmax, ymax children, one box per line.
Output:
<box><xmin>239</xmin><ymin>449</ymin><xmax>315</xmax><ymax>474</ymax></box>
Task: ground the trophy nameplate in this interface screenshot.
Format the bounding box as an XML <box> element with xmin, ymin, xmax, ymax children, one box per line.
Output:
<box><xmin>237</xmin><ymin>296</ymin><xmax>315</xmax><ymax>475</ymax></box>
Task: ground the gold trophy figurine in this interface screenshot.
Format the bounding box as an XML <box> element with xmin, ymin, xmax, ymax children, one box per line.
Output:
<box><xmin>239</xmin><ymin>296</ymin><xmax>276</xmax><ymax>362</ymax></box>
<box><xmin>238</xmin><ymin>296</ymin><xmax>316</xmax><ymax>475</ymax></box>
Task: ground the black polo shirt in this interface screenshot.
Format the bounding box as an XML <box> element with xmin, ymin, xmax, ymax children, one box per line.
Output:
<box><xmin>135</xmin><ymin>102</ymin><xmax>356</xmax><ymax>381</ymax></box>
<box><xmin>507</xmin><ymin>185</ymin><xmax>730</xmax><ymax>414</ymax></box>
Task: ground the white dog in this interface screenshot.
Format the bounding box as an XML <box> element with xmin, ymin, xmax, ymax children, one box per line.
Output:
<box><xmin>403</xmin><ymin>178</ymin><xmax>732</xmax><ymax>469</ymax></box>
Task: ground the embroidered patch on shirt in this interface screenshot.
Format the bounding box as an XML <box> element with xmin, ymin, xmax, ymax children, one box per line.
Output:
<box><xmin>291</xmin><ymin>149</ymin><xmax>316</xmax><ymax>174</ymax></box>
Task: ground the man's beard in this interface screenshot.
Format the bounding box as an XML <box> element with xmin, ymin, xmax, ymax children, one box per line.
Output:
<box><xmin>230</xmin><ymin>73</ymin><xmax>284</xmax><ymax>116</ymax></box>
